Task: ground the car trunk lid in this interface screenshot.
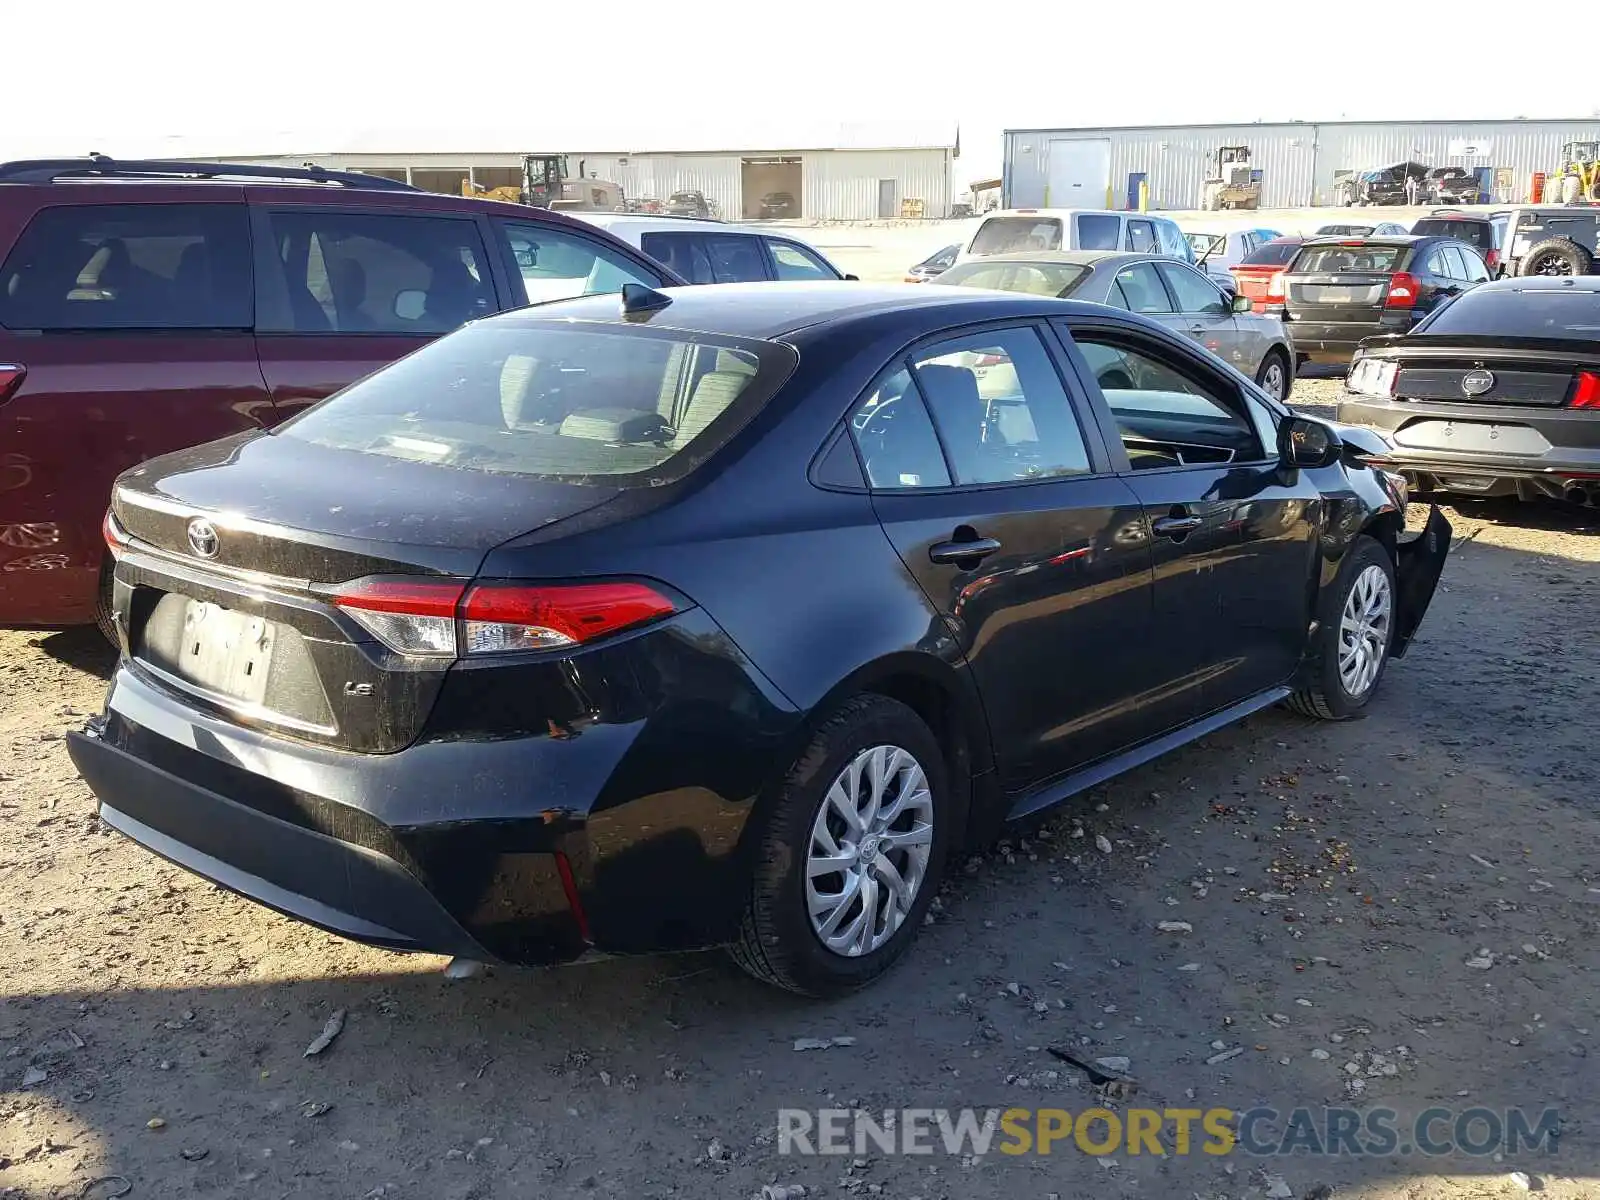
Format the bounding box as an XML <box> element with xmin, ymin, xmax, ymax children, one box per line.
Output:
<box><xmin>1359</xmin><ymin>336</ymin><xmax>1600</xmax><ymax>408</ymax></box>
<box><xmin>109</xmin><ymin>431</ymin><xmax>621</xmax><ymax>753</ymax></box>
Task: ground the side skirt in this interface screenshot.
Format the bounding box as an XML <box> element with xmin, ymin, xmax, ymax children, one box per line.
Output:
<box><xmin>1004</xmin><ymin>686</ymin><xmax>1292</xmax><ymax>823</ymax></box>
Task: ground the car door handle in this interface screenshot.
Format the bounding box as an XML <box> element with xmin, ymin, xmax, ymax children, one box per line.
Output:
<box><xmin>1151</xmin><ymin>515</ymin><xmax>1203</xmax><ymax>538</ymax></box>
<box><xmin>929</xmin><ymin>536</ymin><xmax>1002</xmax><ymax>564</ymax></box>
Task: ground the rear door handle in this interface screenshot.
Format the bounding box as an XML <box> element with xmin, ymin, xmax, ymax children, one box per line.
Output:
<box><xmin>1151</xmin><ymin>515</ymin><xmax>1202</xmax><ymax>538</ymax></box>
<box><xmin>929</xmin><ymin>536</ymin><xmax>1002</xmax><ymax>564</ymax></box>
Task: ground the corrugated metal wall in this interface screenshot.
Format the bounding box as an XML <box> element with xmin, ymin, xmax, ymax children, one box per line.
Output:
<box><xmin>311</xmin><ymin>149</ymin><xmax>951</xmax><ymax>221</ymax></box>
<box><xmin>570</xmin><ymin>154</ymin><xmax>744</xmax><ymax>218</ymax></box>
<box><xmin>1005</xmin><ymin>121</ymin><xmax>1600</xmax><ymax>211</ymax></box>
<box><xmin>801</xmin><ymin>150</ymin><xmax>952</xmax><ymax>220</ymax></box>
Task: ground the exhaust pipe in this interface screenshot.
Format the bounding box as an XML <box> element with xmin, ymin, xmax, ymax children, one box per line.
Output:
<box><xmin>1563</xmin><ymin>484</ymin><xmax>1592</xmax><ymax>506</ymax></box>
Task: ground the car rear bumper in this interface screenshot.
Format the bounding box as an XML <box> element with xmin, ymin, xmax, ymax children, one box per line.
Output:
<box><xmin>1336</xmin><ymin>396</ymin><xmax>1600</xmax><ymax>498</ymax></box>
<box><xmin>1280</xmin><ymin>314</ymin><xmax>1416</xmax><ymax>363</ymax></box>
<box><xmin>68</xmin><ymin>621</ymin><xmax>798</xmax><ymax>963</ymax></box>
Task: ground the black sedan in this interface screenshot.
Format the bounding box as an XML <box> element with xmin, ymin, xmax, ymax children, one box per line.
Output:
<box><xmin>70</xmin><ymin>282</ymin><xmax>1451</xmax><ymax>996</ymax></box>
<box><xmin>1339</xmin><ymin>276</ymin><xmax>1600</xmax><ymax>505</ymax></box>
<box><xmin>1271</xmin><ymin>235</ymin><xmax>1494</xmax><ymax>364</ymax></box>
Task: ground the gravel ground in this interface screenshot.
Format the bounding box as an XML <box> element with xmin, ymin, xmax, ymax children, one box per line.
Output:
<box><xmin>4</xmin><ymin>222</ymin><xmax>1600</xmax><ymax>1199</ymax></box>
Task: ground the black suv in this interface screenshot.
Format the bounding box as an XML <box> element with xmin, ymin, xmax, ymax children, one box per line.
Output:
<box><xmin>1500</xmin><ymin>207</ymin><xmax>1600</xmax><ymax>277</ymax></box>
<box><xmin>1410</xmin><ymin>212</ymin><xmax>1502</xmax><ymax>275</ymax></box>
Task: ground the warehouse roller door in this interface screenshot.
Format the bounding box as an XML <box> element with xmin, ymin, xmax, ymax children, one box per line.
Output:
<box><xmin>1044</xmin><ymin>138</ymin><xmax>1111</xmax><ymax>208</ymax></box>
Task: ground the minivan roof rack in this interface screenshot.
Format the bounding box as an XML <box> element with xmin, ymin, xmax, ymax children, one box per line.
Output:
<box><xmin>0</xmin><ymin>155</ymin><xmax>418</xmax><ymax>191</ymax></box>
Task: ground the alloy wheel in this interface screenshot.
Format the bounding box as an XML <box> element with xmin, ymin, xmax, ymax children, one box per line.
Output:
<box><xmin>1338</xmin><ymin>564</ymin><xmax>1392</xmax><ymax>698</ymax></box>
<box><xmin>1533</xmin><ymin>254</ymin><xmax>1573</xmax><ymax>276</ymax></box>
<box><xmin>806</xmin><ymin>745</ymin><xmax>934</xmax><ymax>957</ymax></box>
<box><xmin>1261</xmin><ymin>359</ymin><xmax>1287</xmax><ymax>401</ymax></box>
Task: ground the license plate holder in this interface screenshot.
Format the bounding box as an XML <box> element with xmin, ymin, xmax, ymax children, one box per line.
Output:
<box><xmin>174</xmin><ymin>600</ymin><xmax>275</xmax><ymax>706</ymax></box>
<box><xmin>1317</xmin><ymin>287</ymin><xmax>1357</xmax><ymax>303</ymax></box>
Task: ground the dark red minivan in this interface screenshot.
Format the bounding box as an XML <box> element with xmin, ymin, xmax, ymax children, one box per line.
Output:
<box><xmin>0</xmin><ymin>158</ymin><xmax>680</xmax><ymax>633</ymax></box>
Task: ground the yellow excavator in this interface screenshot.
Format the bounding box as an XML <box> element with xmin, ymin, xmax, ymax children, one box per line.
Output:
<box><xmin>459</xmin><ymin>155</ymin><xmax>622</xmax><ymax>210</ymax></box>
<box><xmin>1555</xmin><ymin>141</ymin><xmax>1600</xmax><ymax>203</ymax></box>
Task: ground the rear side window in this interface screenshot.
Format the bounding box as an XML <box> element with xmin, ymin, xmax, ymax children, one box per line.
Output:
<box><xmin>1075</xmin><ymin>214</ymin><xmax>1121</xmax><ymax>251</ymax></box>
<box><xmin>0</xmin><ymin>203</ymin><xmax>251</xmax><ymax>330</ymax></box>
<box><xmin>1241</xmin><ymin>240</ymin><xmax>1300</xmax><ymax>266</ymax></box>
<box><xmin>1420</xmin><ymin>287</ymin><xmax>1600</xmax><ymax>337</ymax></box>
<box><xmin>641</xmin><ymin>231</ymin><xmax>715</xmax><ymax>284</ymax></box>
<box><xmin>705</xmin><ymin>235</ymin><xmax>770</xmax><ymax>282</ymax></box>
<box><xmin>970</xmin><ymin>217</ymin><xmax>1064</xmax><ymax>255</ymax></box>
<box><xmin>277</xmin><ymin>320</ymin><xmax>795</xmax><ymax>485</ymax></box>
<box><xmin>1110</xmin><ymin>263</ymin><xmax>1173</xmax><ymax>313</ymax></box>
<box><xmin>259</xmin><ymin>211</ymin><xmax>494</xmax><ymax>334</ymax></box>
<box><xmin>1291</xmin><ymin>244</ymin><xmax>1405</xmax><ymax>274</ymax></box>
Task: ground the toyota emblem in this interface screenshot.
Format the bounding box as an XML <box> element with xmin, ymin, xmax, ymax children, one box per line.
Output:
<box><xmin>186</xmin><ymin>518</ymin><xmax>220</xmax><ymax>559</ymax></box>
<box><xmin>1461</xmin><ymin>369</ymin><xmax>1495</xmax><ymax>396</ymax></box>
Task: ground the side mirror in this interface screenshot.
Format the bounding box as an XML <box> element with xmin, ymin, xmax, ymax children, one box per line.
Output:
<box><xmin>1231</xmin><ymin>293</ymin><xmax>1253</xmax><ymax>313</ymax></box>
<box><xmin>1278</xmin><ymin>415</ymin><xmax>1342</xmax><ymax>469</ymax></box>
<box><xmin>843</xmin><ymin>273</ymin><xmax>860</xmax><ymax>281</ymax></box>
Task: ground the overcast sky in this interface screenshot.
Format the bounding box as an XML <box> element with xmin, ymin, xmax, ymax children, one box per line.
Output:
<box><xmin>13</xmin><ymin>0</ymin><xmax>1600</xmax><ymax>180</ymax></box>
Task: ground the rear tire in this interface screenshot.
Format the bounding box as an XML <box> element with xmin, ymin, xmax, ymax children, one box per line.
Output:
<box><xmin>93</xmin><ymin>560</ymin><xmax>117</xmax><ymax>647</ymax></box>
<box><xmin>730</xmin><ymin>695</ymin><xmax>950</xmax><ymax>996</ymax></box>
<box><xmin>1286</xmin><ymin>536</ymin><xmax>1396</xmax><ymax>721</ymax></box>
<box><xmin>1255</xmin><ymin>349</ymin><xmax>1292</xmax><ymax>403</ymax></box>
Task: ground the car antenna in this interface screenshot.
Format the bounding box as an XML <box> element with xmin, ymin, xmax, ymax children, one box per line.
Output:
<box><xmin>620</xmin><ymin>282</ymin><xmax>673</xmax><ymax>316</ymax></box>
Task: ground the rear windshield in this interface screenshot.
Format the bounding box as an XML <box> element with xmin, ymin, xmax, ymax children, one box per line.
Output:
<box><xmin>1241</xmin><ymin>240</ymin><xmax>1299</xmax><ymax>266</ymax></box>
<box><xmin>1422</xmin><ymin>288</ymin><xmax>1600</xmax><ymax>338</ymax></box>
<box><xmin>970</xmin><ymin>217</ymin><xmax>1063</xmax><ymax>255</ymax></box>
<box><xmin>937</xmin><ymin>260</ymin><xmax>1089</xmax><ymax>297</ymax></box>
<box><xmin>1291</xmin><ymin>244</ymin><xmax>1406</xmax><ymax>274</ymax></box>
<box><xmin>1411</xmin><ymin>219</ymin><xmax>1492</xmax><ymax>250</ymax></box>
<box><xmin>277</xmin><ymin>320</ymin><xmax>795</xmax><ymax>485</ymax></box>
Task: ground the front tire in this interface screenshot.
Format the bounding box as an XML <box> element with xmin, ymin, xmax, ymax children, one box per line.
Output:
<box><xmin>1286</xmin><ymin>536</ymin><xmax>1396</xmax><ymax>720</ymax></box>
<box><xmin>730</xmin><ymin>695</ymin><xmax>950</xmax><ymax>996</ymax></box>
<box><xmin>93</xmin><ymin>559</ymin><xmax>118</xmax><ymax>647</ymax></box>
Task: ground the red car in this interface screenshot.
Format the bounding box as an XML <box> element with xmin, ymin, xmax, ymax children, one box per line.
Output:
<box><xmin>0</xmin><ymin>157</ymin><xmax>681</xmax><ymax>634</ymax></box>
<box><xmin>1230</xmin><ymin>236</ymin><xmax>1305</xmax><ymax>312</ymax></box>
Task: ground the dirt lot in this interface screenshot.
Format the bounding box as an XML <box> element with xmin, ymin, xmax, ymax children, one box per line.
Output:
<box><xmin>5</xmin><ymin>231</ymin><xmax>1600</xmax><ymax>1200</ymax></box>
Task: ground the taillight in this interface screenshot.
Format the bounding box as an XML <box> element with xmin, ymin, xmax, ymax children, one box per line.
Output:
<box><xmin>0</xmin><ymin>363</ymin><xmax>25</xmax><ymax>404</ymax></box>
<box><xmin>1347</xmin><ymin>355</ymin><xmax>1399</xmax><ymax>397</ymax></box>
<box><xmin>1485</xmin><ymin>248</ymin><xmax>1500</xmax><ymax>270</ymax></box>
<box><xmin>1571</xmin><ymin>371</ymin><xmax>1600</xmax><ymax>409</ymax></box>
<box><xmin>102</xmin><ymin>508</ymin><xmax>128</xmax><ymax>554</ymax></box>
<box><xmin>1266</xmin><ymin>271</ymin><xmax>1287</xmax><ymax>299</ymax></box>
<box><xmin>1385</xmin><ymin>272</ymin><xmax>1419</xmax><ymax>308</ymax></box>
<box><xmin>331</xmin><ymin>577</ymin><xmax>678</xmax><ymax>658</ymax></box>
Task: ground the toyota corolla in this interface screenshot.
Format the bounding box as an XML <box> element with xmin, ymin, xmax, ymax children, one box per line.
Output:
<box><xmin>69</xmin><ymin>282</ymin><xmax>1450</xmax><ymax>996</ymax></box>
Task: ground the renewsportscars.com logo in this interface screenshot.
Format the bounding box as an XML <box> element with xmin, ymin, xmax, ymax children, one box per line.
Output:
<box><xmin>777</xmin><ymin>1106</ymin><xmax>1563</xmax><ymax>1158</ymax></box>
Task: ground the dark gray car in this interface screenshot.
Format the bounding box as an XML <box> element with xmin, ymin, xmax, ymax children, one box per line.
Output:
<box><xmin>1338</xmin><ymin>276</ymin><xmax>1600</xmax><ymax>506</ymax></box>
<box><xmin>932</xmin><ymin>250</ymin><xmax>1297</xmax><ymax>401</ymax></box>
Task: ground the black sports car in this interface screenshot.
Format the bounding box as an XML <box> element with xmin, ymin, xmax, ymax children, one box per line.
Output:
<box><xmin>70</xmin><ymin>281</ymin><xmax>1451</xmax><ymax>996</ymax></box>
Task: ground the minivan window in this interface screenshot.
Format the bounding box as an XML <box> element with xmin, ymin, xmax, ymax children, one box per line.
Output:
<box><xmin>970</xmin><ymin>217</ymin><xmax>1064</xmax><ymax>255</ymax></box>
<box><xmin>1076</xmin><ymin>214</ymin><xmax>1121</xmax><ymax>251</ymax></box>
<box><xmin>0</xmin><ymin>203</ymin><xmax>252</xmax><ymax>331</ymax></box>
<box><xmin>1126</xmin><ymin>220</ymin><xmax>1156</xmax><ymax>253</ymax></box>
<box><xmin>259</xmin><ymin>211</ymin><xmax>494</xmax><ymax>334</ymax></box>
<box><xmin>705</xmin><ymin>235</ymin><xmax>770</xmax><ymax>282</ymax></box>
<box><xmin>277</xmin><ymin>320</ymin><xmax>796</xmax><ymax>485</ymax></box>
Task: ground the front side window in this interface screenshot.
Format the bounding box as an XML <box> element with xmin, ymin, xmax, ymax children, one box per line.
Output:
<box><xmin>1158</xmin><ymin>263</ymin><xmax>1227</xmax><ymax>314</ymax></box>
<box><xmin>1110</xmin><ymin>263</ymin><xmax>1173</xmax><ymax>314</ymax></box>
<box><xmin>277</xmin><ymin>320</ymin><xmax>793</xmax><ymax>485</ymax></box>
<box><xmin>640</xmin><ymin>231</ymin><xmax>715</xmax><ymax>284</ymax></box>
<box><xmin>768</xmin><ymin>240</ymin><xmax>837</xmax><ymax>280</ymax></box>
<box><xmin>500</xmin><ymin>221</ymin><xmax>661</xmax><ymax>305</ymax></box>
<box><xmin>1076</xmin><ymin>214</ymin><xmax>1121</xmax><ymax>251</ymax></box>
<box><xmin>910</xmin><ymin>327</ymin><xmax>1092</xmax><ymax>485</ymax></box>
<box><xmin>1126</xmin><ymin>219</ymin><xmax>1156</xmax><ymax>253</ymax></box>
<box><xmin>1070</xmin><ymin>334</ymin><xmax>1264</xmax><ymax>468</ymax></box>
<box><xmin>259</xmin><ymin>211</ymin><xmax>492</xmax><ymax>334</ymax></box>
<box><xmin>0</xmin><ymin>203</ymin><xmax>251</xmax><ymax>330</ymax></box>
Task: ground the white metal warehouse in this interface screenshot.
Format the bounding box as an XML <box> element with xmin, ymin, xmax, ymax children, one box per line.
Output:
<box><xmin>1002</xmin><ymin>118</ymin><xmax>1600</xmax><ymax>211</ymax></box>
<box><xmin>153</xmin><ymin>122</ymin><xmax>959</xmax><ymax>222</ymax></box>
